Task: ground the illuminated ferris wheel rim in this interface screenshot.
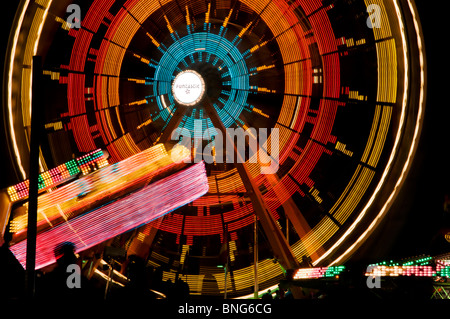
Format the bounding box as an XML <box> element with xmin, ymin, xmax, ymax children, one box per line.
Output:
<box><xmin>322</xmin><ymin>0</ymin><xmax>427</xmax><ymax>266</ymax></box>
<box><xmin>3</xmin><ymin>0</ymin><xmax>426</xmax><ymax>279</ymax></box>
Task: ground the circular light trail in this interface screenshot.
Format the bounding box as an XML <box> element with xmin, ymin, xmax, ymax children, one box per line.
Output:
<box><xmin>3</xmin><ymin>0</ymin><xmax>426</xmax><ymax>298</ymax></box>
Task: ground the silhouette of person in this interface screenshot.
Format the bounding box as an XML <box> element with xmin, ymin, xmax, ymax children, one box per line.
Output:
<box><xmin>262</xmin><ymin>289</ymin><xmax>273</xmax><ymax>300</ymax></box>
<box><xmin>38</xmin><ymin>242</ymin><xmax>82</xmax><ymax>301</ymax></box>
<box><xmin>174</xmin><ymin>276</ymin><xmax>190</xmax><ymax>301</ymax></box>
<box><xmin>112</xmin><ymin>255</ymin><xmax>155</xmax><ymax>302</ymax></box>
<box><xmin>284</xmin><ymin>288</ymin><xmax>294</xmax><ymax>299</ymax></box>
<box><xmin>0</xmin><ymin>235</ymin><xmax>25</xmax><ymax>300</ymax></box>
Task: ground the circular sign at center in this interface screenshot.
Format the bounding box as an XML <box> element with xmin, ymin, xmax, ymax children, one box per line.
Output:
<box><xmin>172</xmin><ymin>70</ymin><xmax>205</xmax><ymax>106</ymax></box>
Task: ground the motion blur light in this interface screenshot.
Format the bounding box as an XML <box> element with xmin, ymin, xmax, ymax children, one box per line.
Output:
<box><xmin>3</xmin><ymin>0</ymin><xmax>427</xmax><ymax>298</ymax></box>
<box><xmin>172</xmin><ymin>70</ymin><xmax>205</xmax><ymax>106</ymax></box>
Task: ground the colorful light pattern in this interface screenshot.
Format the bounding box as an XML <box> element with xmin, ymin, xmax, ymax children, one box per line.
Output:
<box><xmin>75</xmin><ymin>149</ymin><xmax>109</xmax><ymax>176</ymax></box>
<box><xmin>7</xmin><ymin>160</ymin><xmax>78</xmax><ymax>202</ymax></box>
<box><xmin>292</xmin><ymin>266</ymin><xmax>346</xmax><ymax>280</ymax></box>
<box><xmin>3</xmin><ymin>0</ymin><xmax>426</xmax><ymax>297</ymax></box>
<box><xmin>365</xmin><ymin>265</ymin><xmax>450</xmax><ymax>278</ymax></box>
<box><xmin>9</xmin><ymin>144</ymin><xmax>188</xmax><ymax>236</ymax></box>
<box><xmin>10</xmin><ymin>161</ymin><xmax>209</xmax><ymax>270</ymax></box>
<box><xmin>6</xmin><ymin>149</ymin><xmax>108</xmax><ymax>203</ymax></box>
<box><xmin>365</xmin><ymin>257</ymin><xmax>450</xmax><ymax>278</ymax></box>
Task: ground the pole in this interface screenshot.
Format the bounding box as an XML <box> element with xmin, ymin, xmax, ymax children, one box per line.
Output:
<box><xmin>202</xmin><ymin>98</ymin><xmax>300</xmax><ymax>271</ymax></box>
<box><xmin>26</xmin><ymin>56</ymin><xmax>43</xmax><ymax>300</ymax></box>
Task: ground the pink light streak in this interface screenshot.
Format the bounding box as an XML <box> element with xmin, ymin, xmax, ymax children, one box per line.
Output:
<box><xmin>10</xmin><ymin>161</ymin><xmax>209</xmax><ymax>270</ymax></box>
<box><xmin>11</xmin><ymin>144</ymin><xmax>178</xmax><ymax>237</ymax></box>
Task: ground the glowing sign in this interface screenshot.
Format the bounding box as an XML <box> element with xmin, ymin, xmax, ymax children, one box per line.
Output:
<box><xmin>172</xmin><ymin>70</ymin><xmax>205</xmax><ymax>106</ymax></box>
<box><xmin>6</xmin><ymin>149</ymin><xmax>108</xmax><ymax>202</ymax></box>
<box><xmin>292</xmin><ymin>266</ymin><xmax>345</xmax><ymax>279</ymax></box>
<box><xmin>7</xmin><ymin>160</ymin><xmax>79</xmax><ymax>202</ymax></box>
<box><xmin>365</xmin><ymin>257</ymin><xmax>450</xmax><ymax>278</ymax></box>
